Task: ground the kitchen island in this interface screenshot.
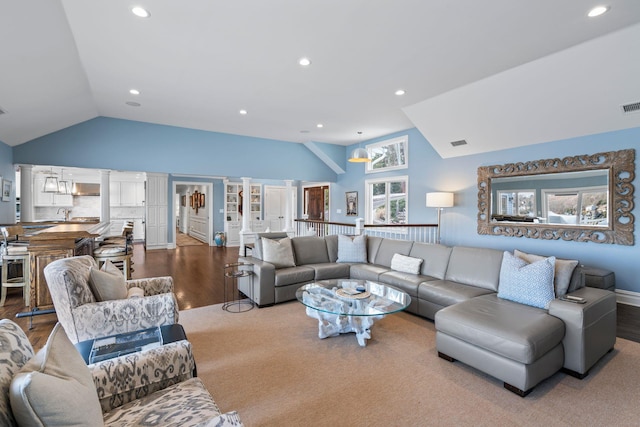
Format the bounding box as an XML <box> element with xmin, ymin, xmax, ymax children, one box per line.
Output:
<box><xmin>24</xmin><ymin>221</ymin><xmax>111</xmax><ymax>312</ymax></box>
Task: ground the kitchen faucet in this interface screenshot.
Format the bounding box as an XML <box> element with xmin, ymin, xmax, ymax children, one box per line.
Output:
<box><xmin>57</xmin><ymin>207</ymin><xmax>71</xmax><ymax>221</ymax></box>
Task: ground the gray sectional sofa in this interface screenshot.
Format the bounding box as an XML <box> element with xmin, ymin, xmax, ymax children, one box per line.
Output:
<box><xmin>239</xmin><ymin>234</ymin><xmax>617</xmax><ymax>396</ymax></box>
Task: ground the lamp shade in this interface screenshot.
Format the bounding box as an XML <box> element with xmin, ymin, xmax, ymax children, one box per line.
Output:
<box><xmin>348</xmin><ymin>147</ymin><xmax>371</xmax><ymax>162</ymax></box>
<box><xmin>426</xmin><ymin>192</ymin><xmax>454</xmax><ymax>208</ymax></box>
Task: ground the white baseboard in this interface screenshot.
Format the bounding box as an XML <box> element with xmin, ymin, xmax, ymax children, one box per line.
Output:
<box><xmin>616</xmin><ymin>290</ymin><xmax>640</xmax><ymax>307</ymax></box>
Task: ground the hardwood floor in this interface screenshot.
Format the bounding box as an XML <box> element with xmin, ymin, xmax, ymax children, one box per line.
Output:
<box><xmin>1</xmin><ymin>240</ymin><xmax>639</xmax><ymax>351</ymax></box>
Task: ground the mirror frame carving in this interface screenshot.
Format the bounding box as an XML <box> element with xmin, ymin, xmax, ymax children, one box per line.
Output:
<box><xmin>477</xmin><ymin>149</ymin><xmax>635</xmax><ymax>245</ymax></box>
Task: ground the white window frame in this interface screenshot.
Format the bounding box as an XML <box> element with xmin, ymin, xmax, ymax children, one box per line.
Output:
<box><xmin>542</xmin><ymin>185</ymin><xmax>608</xmax><ymax>225</ymax></box>
<box><xmin>365</xmin><ymin>175</ymin><xmax>409</xmax><ymax>225</ymax></box>
<box><xmin>365</xmin><ymin>135</ymin><xmax>408</xmax><ymax>174</ymax></box>
<box><xmin>496</xmin><ymin>189</ymin><xmax>536</xmax><ymax>217</ymax></box>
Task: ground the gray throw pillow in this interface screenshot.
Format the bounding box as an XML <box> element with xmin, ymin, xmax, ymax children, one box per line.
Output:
<box><xmin>514</xmin><ymin>249</ymin><xmax>578</xmax><ymax>297</ymax></box>
<box><xmin>10</xmin><ymin>323</ymin><xmax>103</xmax><ymax>426</ymax></box>
<box><xmin>262</xmin><ymin>237</ymin><xmax>296</xmax><ymax>268</ymax></box>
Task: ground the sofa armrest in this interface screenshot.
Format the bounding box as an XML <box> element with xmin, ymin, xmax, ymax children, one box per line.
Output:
<box><xmin>548</xmin><ymin>287</ymin><xmax>616</xmax><ymax>376</ymax></box>
<box><xmin>90</xmin><ymin>340</ymin><xmax>196</xmax><ymax>413</ymax></box>
<box><xmin>238</xmin><ymin>256</ymin><xmax>275</xmax><ymax>306</ymax></box>
<box><xmin>126</xmin><ymin>276</ymin><xmax>174</xmax><ymax>295</ymax></box>
<box><xmin>71</xmin><ymin>294</ymin><xmax>179</xmax><ymax>342</ymax></box>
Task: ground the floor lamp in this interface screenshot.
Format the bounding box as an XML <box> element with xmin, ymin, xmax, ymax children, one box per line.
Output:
<box><xmin>426</xmin><ymin>192</ymin><xmax>454</xmax><ymax>244</ymax></box>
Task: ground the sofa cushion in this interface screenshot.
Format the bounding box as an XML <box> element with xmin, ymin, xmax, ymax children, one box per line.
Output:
<box><xmin>498</xmin><ymin>251</ymin><xmax>556</xmax><ymax>309</ymax></box>
<box><xmin>418</xmin><ymin>279</ymin><xmax>495</xmax><ymax>308</ymax></box>
<box><xmin>514</xmin><ymin>249</ymin><xmax>578</xmax><ymax>297</ymax></box>
<box><xmin>435</xmin><ymin>294</ymin><xmax>565</xmax><ymax>364</ymax></box>
<box><xmin>350</xmin><ymin>264</ymin><xmax>390</xmax><ymax>281</ymax></box>
<box><xmin>390</xmin><ymin>253</ymin><xmax>423</xmax><ymax>274</ymax></box>
<box><xmin>307</xmin><ymin>263</ymin><xmax>351</xmax><ymax>280</ymax></box>
<box><xmin>262</xmin><ymin>237</ymin><xmax>296</xmax><ymax>268</ymax></box>
<box><xmin>253</xmin><ymin>232</ymin><xmax>289</xmax><ymax>260</ymax></box>
<box><xmin>0</xmin><ymin>320</ymin><xmax>34</xmax><ymax>427</ymax></box>
<box><xmin>444</xmin><ymin>246</ymin><xmax>504</xmax><ymax>291</ymax></box>
<box><xmin>378</xmin><ymin>271</ymin><xmax>432</xmax><ymax>297</ymax></box>
<box><xmin>10</xmin><ymin>323</ymin><xmax>103</xmax><ymax>426</ymax></box>
<box><xmin>292</xmin><ymin>236</ymin><xmax>330</xmax><ymax>265</ymax></box>
<box><xmin>373</xmin><ymin>239</ymin><xmax>413</xmax><ymax>268</ymax></box>
<box><xmin>366</xmin><ymin>236</ymin><xmax>384</xmax><ymax>264</ymax></box>
<box><xmin>274</xmin><ymin>266</ymin><xmax>315</xmax><ymax>287</ymax></box>
<box><xmin>324</xmin><ymin>235</ymin><xmax>339</xmax><ymax>262</ymax></box>
<box><xmin>409</xmin><ymin>243</ymin><xmax>452</xmax><ymax>279</ymax></box>
<box><xmin>89</xmin><ymin>261</ymin><xmax>127</xmax><ymax>301</ymax></box>
<box><xmin>337</xmin><ymin>235</ymin><xmax>367</xmax><ymax>263</ymax></box>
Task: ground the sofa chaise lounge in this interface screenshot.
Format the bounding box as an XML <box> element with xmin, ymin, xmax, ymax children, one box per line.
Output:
<box><xmin>240</xmin><ymin>234</ymin><xmax>616</xmax><ymax>396</ymax></box>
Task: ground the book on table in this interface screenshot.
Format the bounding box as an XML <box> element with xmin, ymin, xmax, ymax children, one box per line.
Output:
<box><xmin>89</xmin><ymin>326</ymin><xmax>163</xmax><ymax>364</ymax></box>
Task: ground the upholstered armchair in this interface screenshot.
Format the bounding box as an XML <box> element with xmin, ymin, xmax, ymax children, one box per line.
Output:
<box><xmin>43</xmin><ymin>255</ymin><xmax>179</xmax><ymax>344</ymax></box>
<box><xmin>0</xmin><ymin>319</ymin><xmax>242</xmax><ymax>426</ymax></box>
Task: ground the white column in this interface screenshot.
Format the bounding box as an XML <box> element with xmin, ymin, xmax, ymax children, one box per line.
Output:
<box><xmin>100</xmin><ymin>170</ymin><xmax>111</xmax><ymax>222</ymax></box>
<box><xmin>284</xmin><ymin>180</ymin><xmax>294</xmax><ymax>233</ymax></box>
<box><xmin>19</xmin><ymin>165</ymin><xmax>34</xmax><ymax>222</ymax></box>
<box><xmin>239</xmin><ymin>177</ymin><xmax>252</xmax><ymax>255</ymax></box>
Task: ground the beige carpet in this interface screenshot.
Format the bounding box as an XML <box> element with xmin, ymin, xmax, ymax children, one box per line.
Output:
<box><xmin>176</xmin><ymin>231</ymin><xmax>205</xmax><ymax>246</ymax></box>
<box><xmin>180</xmin><ymin>302</ymin><xmax>640</xmax><ymax>426</ymax></box>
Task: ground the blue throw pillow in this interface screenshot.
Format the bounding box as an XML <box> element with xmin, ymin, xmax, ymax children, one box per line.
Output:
<box><xmin>337</xmin><ymin>235</ymin><xmax>367</xmax><ymax>263</ymax></box>
<box><xmin>498</xmin><ymin>251</ymin><xmax>556</xmax><ymax>309</ymax></box>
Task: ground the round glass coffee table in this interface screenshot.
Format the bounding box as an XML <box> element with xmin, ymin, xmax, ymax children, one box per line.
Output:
<box><xmin>296</xmin><ymin>279</ymin><xmax>411</xmax><ymax>346</ymax></box>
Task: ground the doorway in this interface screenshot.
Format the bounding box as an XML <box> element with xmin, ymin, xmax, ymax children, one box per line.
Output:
<box><xmin>264</xmin><ymin>186</ymin><xmax>297</xmax><ymax>231</ymax></box>
<box><xmin>172</xmin><ymin>181</ymin><xmax>214</xmax><ymax>247</ymax></box>
<box><xmin>303</xmin><ymin>184</ymin><xmax>330</xmax><ymax>221</ymax></box>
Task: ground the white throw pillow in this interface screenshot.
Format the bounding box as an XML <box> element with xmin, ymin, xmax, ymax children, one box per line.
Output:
<box><xmin>262</xmin><ymin>237</ymin><xmax>296</xmax><ymax>268</ymax></box>
<box><xmin>498</xmin><ymin>251</ymin><xmax>556</xmax><ymax>309</ymax></box>
<box><xmin>337</xmin><ymin>235</ymin><xmax>367</xmax><ymax>263</ymax></box>
<box><xmin>10</xmin><ymin>324</ymin><xmax>103</xmax><ymax>426</ymax></box>
<box><xmin>390</xmin><ymin>253</ymin><xmax>423</xmax><ymax>275</ymax></box>
<box><xmin>514</xmin><ymin>249</ymin><xmax>578</xmax><ymax>297</ymax></box>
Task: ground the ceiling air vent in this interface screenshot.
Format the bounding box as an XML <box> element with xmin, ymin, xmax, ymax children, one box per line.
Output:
<box><xmin>450</xmin><ymin>139</ymin><xmax>468</xmax><ymax>147</ymax></box>
<box><xmin>622</xmin><ymin>102</ymin><xmax>640</xmax><ymax>114</ymax></box>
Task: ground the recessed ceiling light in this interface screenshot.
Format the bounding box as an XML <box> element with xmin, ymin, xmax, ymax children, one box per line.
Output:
<box><xmin>298</xmin><ymin>57</ymin><xmax>311</xmax><ymax>67</ymax></box>
<box><xmin>395</xmin><ymin>89</ymin><xmax>406</xmax><ymax>96</ymax></box>
<box><xmin>129</xmin><ymin>89</ymin><xmax>140</xmax><ymax>95</ymax></box>
<box><xmin>239</xmin><ymin>109</ymin><xmax>248</xmax><ymax>115</ymax></box>
<box><xmin>131</xmin><ymin>7</ymin><xmax>150</xmax><ymax>18</ymax></box>
<box><xmin>316</xmin><ymin>123</ymin><xmax>324</xmax><ymax>128</ymax></box>
<box><xmin>126</xmin><ymin>101</ymin><xmax>141</xmax><ymax>107</ymax></box>
<box><xmin>588</xmin><ymin>6</ymin><xmax>609</xmax><ymax>17</ymax></box>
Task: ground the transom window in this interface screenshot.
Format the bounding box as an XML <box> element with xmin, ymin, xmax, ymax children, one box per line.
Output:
<box><xmin>365</xmin><ymin>136</ymin><xmax>408</xmax><ymax>174</ymax></box>
<box><xmin>365</xmin><ymin>176</ymin><xmax>408</xmax><ymax>225</ymax></box>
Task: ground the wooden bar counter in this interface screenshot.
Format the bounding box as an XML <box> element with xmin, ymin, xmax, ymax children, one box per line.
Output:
<box><xmin>23</xmin><ymin>222</ymin><xmax>111</xmax><ymax>312</ymax></box>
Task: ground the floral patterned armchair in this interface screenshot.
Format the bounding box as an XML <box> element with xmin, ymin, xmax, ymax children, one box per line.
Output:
<box><xmin>43</xmin><ymin>255</ymin><xmax>179</xmax><ymax>344</ymax></box>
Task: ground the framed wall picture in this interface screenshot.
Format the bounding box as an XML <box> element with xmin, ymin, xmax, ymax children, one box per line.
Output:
<box><xmin>1</xmin><ymin>179</ymin><xmax>11</xmax><ymax>202</ymax></box>
<box><xmin>181</xmin><ymin>195</ymin><xmax>187</xmax><ymax>207</ymax></box>
<box><xmin>199</xmin><ymin>193</ymin><xmax>205</xmax><ymax>208</ymax></box>
<box><xmin>346</xmin><ymin>191</ymin><xmax>357</xmax><ymax>216</ymax></box>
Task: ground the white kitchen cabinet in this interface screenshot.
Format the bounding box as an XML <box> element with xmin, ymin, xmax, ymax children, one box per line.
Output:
<box><xmin>110</xmin><ymin>181</ymin><xmax>145</xmax><ymax>206</ymax></box>
<box><xmin>33</xmin><ymin>177</ymin><xmax>73</xmax><ymax>207</ymax></box>
<box><xmin>226</xmin><ymin>221</ymin><xmax>241</xmax><ymax>246</ymax></box>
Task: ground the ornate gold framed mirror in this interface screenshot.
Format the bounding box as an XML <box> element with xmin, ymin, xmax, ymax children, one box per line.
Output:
<box><xmin>477</xmin><ymin>149</ymin><xmax>635</xmax><ymax>245</ymax></box>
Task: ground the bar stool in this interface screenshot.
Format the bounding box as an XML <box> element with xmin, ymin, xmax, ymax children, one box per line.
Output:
<box><xmin>1</xmin><ymin>252</ymin><xmax>30</xmax><ymax>307</ymax></box>
<box><xmin>93</xmin><ymin>222</ymin><xmax>134</xmax><ymax>279</ymax></box>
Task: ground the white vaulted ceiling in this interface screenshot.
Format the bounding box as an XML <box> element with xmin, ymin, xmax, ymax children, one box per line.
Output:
<box><xmin>1</xmin><ymin>1</ymin><xmax>639</xmax><ymax>157</ymax></box>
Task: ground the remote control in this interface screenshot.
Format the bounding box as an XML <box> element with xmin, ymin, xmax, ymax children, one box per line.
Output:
<box><xmin>564</xmin><ymin>295</ymin><xmax>584</xmax><ymax>302</ymax></box>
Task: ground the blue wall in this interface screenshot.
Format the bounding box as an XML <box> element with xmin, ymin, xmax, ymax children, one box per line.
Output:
<box><xmin>0</xmin><ymin>140</ymin><xmax>16</xmax><ymax>224</ymax></box>
<box><xmin>334</xmin><ymin>127</ymin><xmax>639</xmax><ymax>294</ymax></box>
<box><xmin>13</xmin><ymin>117</ymin><xmax>338</xmax><ymax>182</ymax></box>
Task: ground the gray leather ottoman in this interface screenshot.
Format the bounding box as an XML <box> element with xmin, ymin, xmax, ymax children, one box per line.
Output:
<box><xmin>435</xmin><ymin>294</ymin><xmax>565</xmax><ymax>396</ymax></box>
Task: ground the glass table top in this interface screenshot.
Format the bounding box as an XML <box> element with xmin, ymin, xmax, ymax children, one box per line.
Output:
<box><xmin>296</xmin><ymin>279</ymin><xmax>411</xmax><ymax>317</ymax></box>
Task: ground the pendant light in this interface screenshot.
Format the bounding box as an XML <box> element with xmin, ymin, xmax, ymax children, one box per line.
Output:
<box><xmin>348</xmin><ymin>131</ymin><xmax>371</xmax><ymax>163</ymax></box>
<box><xmin>57</xmin><ymin>169</ymin><xmax>71</xmax><ymax>195</ymax></box>
<box><xmin>43</xmin><ymin>168</ymin><xmax>59</xmax><ymax>193</ymax></box>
